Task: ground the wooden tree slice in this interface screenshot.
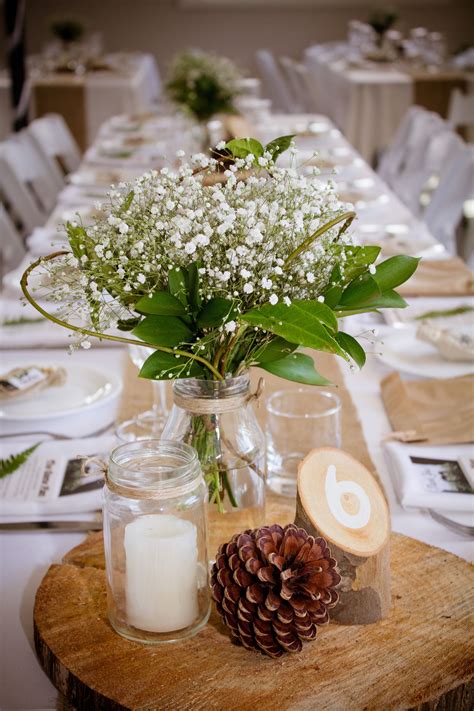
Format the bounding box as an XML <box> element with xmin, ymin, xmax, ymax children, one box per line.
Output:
<box><xmin>296</xmin><ymin>448</ymin><xmax>391</xmax><ymax>624</ymax></box>
<box><xmin>34</xmin><ymin>530</ymin><xmax>474</xmax><ymax>711</ymax></box>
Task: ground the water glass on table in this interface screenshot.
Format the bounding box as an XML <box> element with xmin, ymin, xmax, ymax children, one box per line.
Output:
<box><xmin>115</xmin><ymin>345</ymin><xmax>169</xmax><ymax>442</ymax></box>
<box><xmin>265</xmin><ymin>388</ymin><xmax>342</xmax><ymax>498</ymax></box>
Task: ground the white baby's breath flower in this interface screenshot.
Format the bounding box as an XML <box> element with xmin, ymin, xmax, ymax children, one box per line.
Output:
<box><xmin>224</xmin><ymin>320</ymin><xmax>237</xmax><ymax>333</ymax></box>
<box><xmin>269</xmin><ymin>294</ymin><xmax>278</xmax><ymax>305</ymax></box>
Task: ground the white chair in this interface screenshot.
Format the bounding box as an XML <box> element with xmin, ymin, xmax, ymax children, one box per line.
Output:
<box><xmin>255</xmin><ymin>50</ymin><xmax>295</xmax><ymax>113</ymax></box>
<box><xmin>395</xmin><ymin>127</ymin><xmax>465</xmax><ymax>217</ymax></box>
<box><xmin>0</xmin><ymin>203</ymin><xmax>26</xmax><ymax>278</ymax></box>
<box><xmin>377</xmin><ymin>106</ymin><xmax>445</xmax><ymax>188</ymax></box>
<box><xmin>424</xmin><ymin>144</ymin><xmax>474</xmax><ymax>254</ymax></box>
<box><xmin>0</xmin><ymin>131</ymin><xmax>60</xmax><ymax>232</ymax></box>
<box><xmin>293</xmin><ymin>63</ymin><xmax>320</xmax><ymax>112</ymax></box>
<box><xmin>28</xmin><ymin>113</ymin><xmax>81</xmax><ymax>178</ymax></box>
<box><xmin>447</xmin><ymin>89</ymin><xmax>474</xmax><ymax>130</ymax></box>
<box><xmin>279</xmin><ymin>57</ymin><xmax>308</xmax><ymax>112</ymax></box>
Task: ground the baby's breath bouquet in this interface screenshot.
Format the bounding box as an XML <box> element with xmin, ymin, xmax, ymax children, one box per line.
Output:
<box><xmin>166</xmin><ymin>50</ymin><xmax>242</xmax><ymax>121</ymax></box>
<box><xmin>22</xmin><ymin>137</ymin><xmax>417</xmax><ymax>513</ymax></box>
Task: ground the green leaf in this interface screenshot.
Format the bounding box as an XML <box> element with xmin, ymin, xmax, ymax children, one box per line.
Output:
<box><xmin>259</xmin><ymin>352</ymin><xmax>332</xmax><ymax>386</ymax></box>
<box><xmin>241</xmin><ymin>301</ymin><xmax>347</xmax><ymax>358</ymax></box>
<box><xmin>168</xmin><ymin>267</ymin><xmax>188</xmax><ymax>307</ymax></box>
<box><xmin>340</xmin><ymin>245</ymin><xmax>381</xmax><ymax>284</ymax></box>
<box><xmin>336</xmin><ymin>289</ymin><xmax>408</xmax><ymax>315</ymax></box>
<box><xmin>225</xmin><ymin>138</ymin><xmax>264</xmax><ymax>159</ymax></box>
<box><xmin>135</xmin><ymin>292</ymin><xmax>187</xmax><ymax>316</ymax></box>
<box><xmin>0</xmin><ymin>444</ymin><xmax>40</xmax><ymax>479</ymax></box>
<box><xmin>121</xmin><ymin>190</ymin><xmax>134</xmax><ymax>212</ymax></box>
<box><xmin>197</xmin><ymin>298</ymin><xmax>238</xmax><ymax>329</ymax></box>
<box><xmin>66</xmin><ymin>222</ymin><xmax>92</xmax><ymax>260</ymax></box>
<box><xmin>414</xmin><ymin>305</ymin><xmax>474</xmax><ymax>321</ymax></box>
<box><xmin>187</xmin><ymin>260</ymin><xmax>202</xmax><ymax>313</ymax></box>
<box><xmin>253</xmin><ymin>337</ymin><xmax>297</xmax><ymax>364</ymax></box>
<box><xmin>339</xmin><ymin>275</ymin><xmax>381</xmax><ymax>307</ymax></box>
<box><xmin>132</xmin><ymin>315</ymin><xmax>192</xmax><ymax>347</ymax></box>
<box><xmin>265</xmin><ymin>135</ymin><xmax>295</xmax><ymax>161</ymax></box>
<box><xmin>139</xmin><ymin>350</ymin><xmax>204</xmax><ymax>380</ymax></box>
<box><xmin>335</xmin><ymin>332</ymin><xmax>366</xmax><ymax>368</ymax></box>
<box><xmin>322</xmin><ymin>284</ymin><xmax>343</xmax><ymax>309</ymax></box>
<box><xmin>373</xmin><ymin>255</ymin><xmax>420</xmax><ymax>292</ymax></box>
<box><xmin>117</xmin><ymin>316</ymin><xmax>142</xmax><ymax>331</ymax></box>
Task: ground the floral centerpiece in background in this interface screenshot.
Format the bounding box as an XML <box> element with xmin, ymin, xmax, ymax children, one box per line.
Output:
<box><xmin>22</xmin><ymin>137</ymin><xmax>417</xmax><ymax>529</ymax></box>
<box><xmin>166</xmin><ymin>49</ymin><xmax>242</xmax><ymax>122</ymax></box>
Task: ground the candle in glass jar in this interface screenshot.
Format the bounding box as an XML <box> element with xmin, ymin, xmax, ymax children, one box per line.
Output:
<box><xmin>124</xmin><ymin>514</ymin><xmax>198</xmax><ymax>633</ymax></box>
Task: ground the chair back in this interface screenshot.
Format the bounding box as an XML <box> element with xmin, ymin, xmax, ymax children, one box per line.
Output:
<box><xmin>378</xmin><ymin>106</ymin><xmax>444</xmax><ymax>187</ymax></box>
<box><xmin>0</xmin><ymin>131</ymin><xmax>60</xmax><ymax>232</ymax></box>
<box><xmin>0</xmin><ymin>202</ymin><xmax>26</xmax><ymax>278</ymax></box>
<box><xmin>395</xmin><ymin>126</ymin><xmax>465</xmax><ymax>217</ymax></box>
<box><xmin>28</xmin><ymin>113</ymin><xmax>81</xmax><ymax>178</ymax></box>
<box><xmin>424</xmin><ymin>144</ymin><xmax>474</xmax><ymax>254</ymax></box>
<box><xmin>279</xmin><ymin>57</ymin><xmax>308</xmax><ymax>112</ymax></box>
<box><xmin>447</xmin><ymin>89</ymin><xmax>474</xmax><ymax>129</ymax></box>
<box><xmin>255</xmin><ymin>50</ymin><xmax>295</xmax><ymax>113</ymax></box>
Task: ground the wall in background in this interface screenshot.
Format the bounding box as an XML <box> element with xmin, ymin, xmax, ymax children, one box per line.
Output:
<box><xmin>1</xmin><ymin>0</ymin><xmax>473</xmax><ymax>75</ymax></box>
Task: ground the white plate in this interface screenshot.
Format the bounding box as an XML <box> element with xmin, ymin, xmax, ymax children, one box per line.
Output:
<box><xmin>377</xmin><ymin>326</ymin><xmax>474</xmax><ymax>378</ymax></box>
<box><xmin>0</xmin><ymin>364</ymin><xmax>122</xmax><ymax>436</ymax></box>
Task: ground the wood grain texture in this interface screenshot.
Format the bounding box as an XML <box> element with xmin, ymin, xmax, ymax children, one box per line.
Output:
<box><xmin>35</xmin><ymin>521</ymin><xmax>473</xmax><ymax>711</ymax></box>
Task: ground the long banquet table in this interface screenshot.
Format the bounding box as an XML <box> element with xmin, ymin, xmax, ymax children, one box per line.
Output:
<box><xmin>0</xmin><ymin>110</ymin><xmax>472</xmax><ymax>710</ymax></box>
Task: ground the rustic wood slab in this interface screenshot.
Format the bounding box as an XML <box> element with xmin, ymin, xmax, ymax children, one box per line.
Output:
<box><xmin>35</xmin><ymin>513</ymin><xmax>473</xmax><ymax>710</ymax></box>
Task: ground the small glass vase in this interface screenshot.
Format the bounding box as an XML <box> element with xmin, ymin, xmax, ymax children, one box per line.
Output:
<box><xmin>161</xmin><ymin>373</ymin><xmax>266</xmax><ymax>556</ymax></box>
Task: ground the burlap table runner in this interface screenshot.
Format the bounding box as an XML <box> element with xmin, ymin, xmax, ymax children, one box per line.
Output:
<box><xmin>399</xmin><ymin>258</ymin><xmax>474</xmax><ymax>297</ymax></box>
<box><xmin>33</xmin><ymin>76</ymin><xmax>87</xmax><ymax>151</ymax></box>
<box><xmin>381</xmin><ymin>371</ymin><xmax>474</xmax><ymax>445</ymax></box>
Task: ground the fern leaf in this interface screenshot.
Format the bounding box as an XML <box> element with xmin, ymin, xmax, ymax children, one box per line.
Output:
<box><xmin>0</xmin><ymin>443</ymin><xmax>41</xmax><ymax>479</ymax></box>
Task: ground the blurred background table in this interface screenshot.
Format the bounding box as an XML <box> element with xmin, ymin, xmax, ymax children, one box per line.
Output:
<box><xmin>304</xmin><ymin>44</ymin><xmax>472</xmax><ymax>162</ymax></box>
<box><xmin>0</xmin><ymin>52</ymin><xmax>161</xmax><ymax>148</ymax></box>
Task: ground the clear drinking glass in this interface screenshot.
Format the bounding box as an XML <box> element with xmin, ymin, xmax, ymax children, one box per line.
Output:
<box><xmin>265</xmin><ymin>388</ymin><xmax>341</xmax><ymax>498</ymax></box>
<box><xmin>116</xmin><ymin>345</ymin><xmax>168</xmax><ymax>442</ymax></box>
<box><xmin>103</xmin><ymin>440</ymin><xmax>210</xmax><ymax>644</ymax></box>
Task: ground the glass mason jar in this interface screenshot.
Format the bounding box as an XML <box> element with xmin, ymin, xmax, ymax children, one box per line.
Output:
<box><xmin>103</xmin><ymin>440</ymin><xmax>210</xmax><ymax>644</ymax></box>
<box><xmin>161</xmin><ymin>373</ymin><xmax>266</xmax><ymax>556</ymax></box>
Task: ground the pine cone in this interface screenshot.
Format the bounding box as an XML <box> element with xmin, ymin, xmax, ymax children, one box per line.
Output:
<box><xmin>211</xmin><ymin>523</ymin><xmax>341</xmax><ymax>658</ymax></box>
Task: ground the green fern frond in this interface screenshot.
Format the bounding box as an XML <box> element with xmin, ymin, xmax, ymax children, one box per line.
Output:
<box><xmin>0</xmin><ymin>443</ymin><xmax>41</xmax><ymax>479</ymax></box>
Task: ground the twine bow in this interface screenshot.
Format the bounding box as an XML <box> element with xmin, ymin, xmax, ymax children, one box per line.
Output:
<box><xmin>173</xmin><ymin>377</ymin><xmax>265</xmax><ymax>415</ymax></box>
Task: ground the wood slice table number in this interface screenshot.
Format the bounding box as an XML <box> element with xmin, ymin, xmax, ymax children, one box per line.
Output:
<box><xmin>295</xmin><ymin>448</ymin><xmax>391</xmax><ymax>624</ymax></box>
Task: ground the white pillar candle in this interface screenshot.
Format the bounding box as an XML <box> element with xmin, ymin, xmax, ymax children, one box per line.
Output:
<box><xmin>124</xmin><ymin>514</ymin><xmax>199</xmax><ymax>633</ymax></box>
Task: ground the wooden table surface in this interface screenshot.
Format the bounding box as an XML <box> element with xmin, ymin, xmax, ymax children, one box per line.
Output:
<box><xmin>34</xmin><ymin>492</ymin><xmax>474</xmax><ymax>711</ymax></box>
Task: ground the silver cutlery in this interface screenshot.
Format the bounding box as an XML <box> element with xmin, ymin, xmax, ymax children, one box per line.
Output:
<box><xmin>428</xmin><ymin>509</ymin><xmax>474</xmax><ymax>538</ymax></box>
<box><xmin>0</xmin><ymin>423</ymin><xmax>114</xmax><ymax>441</ymax></box>
<box><xmin>0</xmin><ymin>520</ymin><xmax>103</xmax><ymax>532</ymax></box>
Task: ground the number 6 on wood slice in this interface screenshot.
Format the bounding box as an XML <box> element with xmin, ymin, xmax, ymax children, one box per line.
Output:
<box><xmin>295</xmin><ymin>448</ymin><xmax>391</xmax><ymax>625</ymax></box>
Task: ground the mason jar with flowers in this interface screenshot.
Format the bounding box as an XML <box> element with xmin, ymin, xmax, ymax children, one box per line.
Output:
<box><xmin>22</xmin><ymin>136</ymin><xmax>418</xmax><ymax>540</ymax></box>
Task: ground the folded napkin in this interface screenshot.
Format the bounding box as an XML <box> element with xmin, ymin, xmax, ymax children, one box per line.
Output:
<box><xmin>384</xmin><ymin>440</ymin><xmax>474</xmax><ymax>512</ymax></box>
<box><xmin>381</xmin><ymin>371</ymin><xmax>474</xmax><ymax>445</ymax></box>
<box><xmin>398</xmin><ymin>258</ymin><xmax>474</xmax><ymax>297</ymax></box>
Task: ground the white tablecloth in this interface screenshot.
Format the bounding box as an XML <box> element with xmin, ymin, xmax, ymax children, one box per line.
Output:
<box><xmin>305</xmin><ymin>48</ymin><xmax>414</xmax><ymax>163</ymax></box>
<box><xmin>0</xmin><ymin>53</ymin><xmax>160</xmax><ymax>143</ymax></box>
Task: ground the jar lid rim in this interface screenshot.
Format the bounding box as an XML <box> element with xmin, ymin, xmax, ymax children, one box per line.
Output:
<box><xmin>108</xmin><ymin>439</ymin><xmax>201</xmax><ymax>496</ymax></box>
